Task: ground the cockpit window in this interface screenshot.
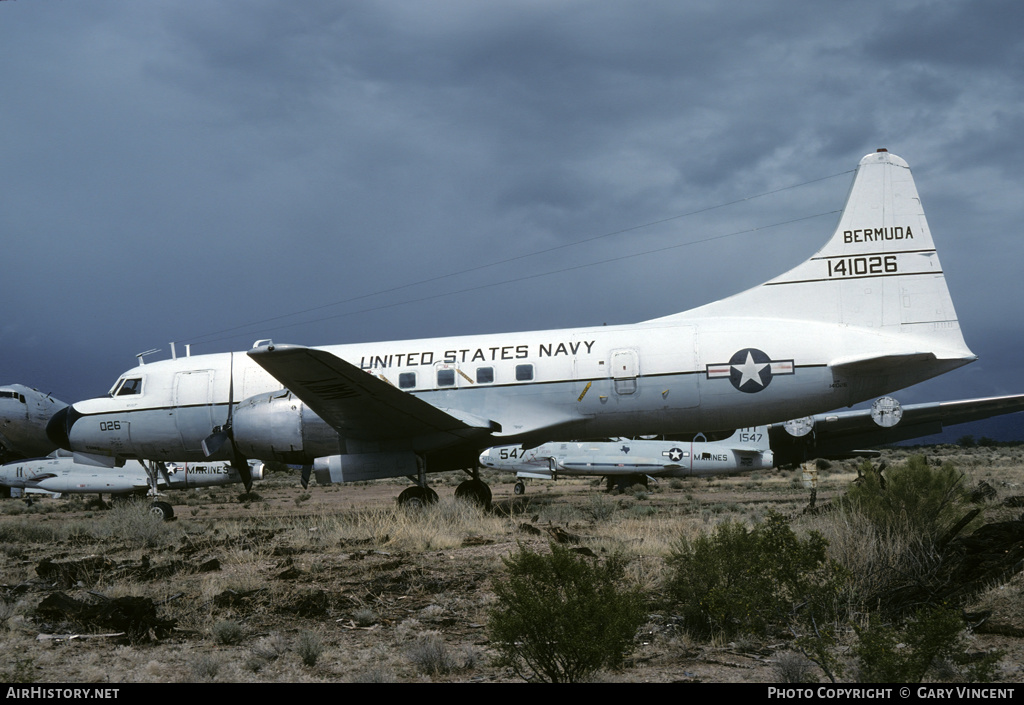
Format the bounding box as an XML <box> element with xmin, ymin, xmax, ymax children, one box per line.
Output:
<box><xmin>112</xmin><ymin>378</ymin><xmax>143</xmax><ymax>397</ymax></box>
<box><xmin>0</xmin><ymin>391</ymin><xmax>25</xmax><ymax>403</ymax></box>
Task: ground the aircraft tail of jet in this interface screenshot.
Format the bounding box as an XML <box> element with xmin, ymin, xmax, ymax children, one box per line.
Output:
<box><xmin>726</xmin><ymin>427</ymin><xmax>770</xmax><ymax>451</ymax></box>
<box><xmin>659</xmin><ymin>150</ymin><xmax>975</xmax><ymax>363</ymax></box>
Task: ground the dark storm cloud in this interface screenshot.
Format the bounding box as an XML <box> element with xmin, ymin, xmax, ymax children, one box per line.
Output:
<box><xmin>2</xmin><ymin>1</ymin><xmax>1022</xmax><ymax>438</ymax></box>
<box><xmin>863</xmin><ymin>0</ymin><xmax>1024</xmax><ymax>70</ymax></box>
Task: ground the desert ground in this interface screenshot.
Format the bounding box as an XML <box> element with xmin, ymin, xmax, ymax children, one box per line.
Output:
<box><xmin>1</xmin><ymin>444</ymin><xmax>1022</xmax><ymax>684</ymax></box>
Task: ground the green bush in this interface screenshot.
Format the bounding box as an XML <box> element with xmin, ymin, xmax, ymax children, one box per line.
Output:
<box><xmin>853</xmin><ymin>607</ymin><xmax>1001</xmax><ymax>683</ymax></box>
<box><xmin>487</xmin><ymin>542</ymin><xmax>646</xmax><ymax>683</ymax></box>
<box><xmin>666</xmin><ymin>512</ymin><xmax>846</xmax><ymax>639</ymax></box>
<box><xmin>820</xmin><ymin>456</ymin><xmax>983</xmax><ymax>617</ymax></box>
<box><xmin>840</xmin><ymin>455</ymin><xmax>975</xmax><ymax>543</ymax></box>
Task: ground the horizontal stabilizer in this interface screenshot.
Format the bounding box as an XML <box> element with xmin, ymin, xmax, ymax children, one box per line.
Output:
<box><xmin>829</xmin><ymin>352</ymin><xmax>938</xmax><ymax>376</ymax></box>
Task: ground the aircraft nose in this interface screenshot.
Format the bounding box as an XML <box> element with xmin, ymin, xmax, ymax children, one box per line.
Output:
<box><xmin>46</xmin><ymin>406</ymin><xmax>81</xmax><ymax>450</ymax></box>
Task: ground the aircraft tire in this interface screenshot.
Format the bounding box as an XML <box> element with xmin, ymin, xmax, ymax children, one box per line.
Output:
<box><xmin>455</xmin><ymin>479</ymin><xmax>492</xmax><ymax>510</ymax></box>
<box><xmin>397</xmin><ymin>486</ymin><xmax>438</xmax><ymax>509</ymax></box>
<box><xmin>150</xmin><ymin>501</ymin><xmax>175</xmax><ymax>521</ymax></box>
<box><xmin>513</xmin><ymin>480</ymin><xmax>525</xmax><ymax>495</ymax></box>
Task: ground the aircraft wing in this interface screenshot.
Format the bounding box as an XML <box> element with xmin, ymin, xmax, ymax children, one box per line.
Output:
<box><xmin>248</xmin><ymin>344</ymin><xmax>500</xmax><ymax>446</ymax></box>
<box><xmin>770</xmin><ymin>394</ymin><xmax>1024</xmax><ymax>464</ymax></box>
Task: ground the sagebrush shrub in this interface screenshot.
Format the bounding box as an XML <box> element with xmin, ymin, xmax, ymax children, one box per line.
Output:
<box><xmin>487</xmin><ymin>542</ymin><xmax>646</xmax><ymax>683</ymax></box>
<box><xmin>853</xmin><ymin>606</ymin><xmax>1001</xmax><ymax>683</ymax></box>
<box><xmin>821</xmin><ymin>455</ymin><xmax>982</xmax><ymax>615</ymax></box>
<box><xmin>839</xmin><ymin>455</ymin><xmax>976</xmax><ymax>543</ymax></box>
<box><xmin>666</xmin><ymin>512</ymin><xmax>846</xmax><ymax>639</ymax></box>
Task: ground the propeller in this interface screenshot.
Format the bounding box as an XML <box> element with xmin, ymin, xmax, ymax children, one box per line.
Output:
<box><xmin>201</xmin><ymin>353</ymin><xmax>253</xmax><ymax>493</ymax></box>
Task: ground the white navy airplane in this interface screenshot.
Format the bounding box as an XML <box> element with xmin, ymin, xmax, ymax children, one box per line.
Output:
<box><xmin>0</xmin><ymin>384</ymin><xmax>67</xmax><ymax>463</ymax></box>
<box><xmin>482</xmin><ymin>393</ymin><xmax>1024</xmax><ymax>494</ymax></box>
<box><xmin>0</xmin><ymin>451</ymin><xmax>263</xmax><ymax>519</ymax></box>
<box><xmin>481</xmin><ymin>427</ymin><xmax>774</xmax><ymax>494</ymax></box>
<box><xmin>47</xmin><ymin>150</ymin><xmax>976</xmax><ymax>506</ymax></box>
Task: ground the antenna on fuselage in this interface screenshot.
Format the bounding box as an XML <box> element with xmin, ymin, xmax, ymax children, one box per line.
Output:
<box><xmin>135</xmin><ymin>349</ymin><xmax>161</xmax><ymax>366</ymax></box>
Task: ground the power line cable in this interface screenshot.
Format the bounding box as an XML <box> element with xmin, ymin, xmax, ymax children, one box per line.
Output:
<box><xmin>191</xmin><ymin>208</ymin><xmax>840</xmax><ymax>347</ymax></box>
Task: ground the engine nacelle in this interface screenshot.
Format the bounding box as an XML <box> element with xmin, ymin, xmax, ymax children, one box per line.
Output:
<box><xmin>232</xmin><ymin>390</ymin><xmax>339</xmax><ymax>463</ymax></box>
<box><xmin>313</xmin><ymin>451</ymin><xmax>419</xmax><ymax>485</ymax></box>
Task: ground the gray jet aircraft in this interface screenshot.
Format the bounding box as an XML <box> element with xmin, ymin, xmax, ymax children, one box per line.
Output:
<box><xmin>0</xmin><ymin>384</ymin><xmax>67</xmax><ymax>463</ymax></box>
<box><xmin>0</xmin><ymin>451</ymin><xmax>263</xmax><ymax>519</ymax></box>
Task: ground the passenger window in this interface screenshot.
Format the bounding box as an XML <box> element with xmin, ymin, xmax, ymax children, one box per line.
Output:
<box><xmin>515</xmin><ymin>364</ymin><xmax>534</xmax><ymax>382</ymax></box>
<box><xmin>437</xmin><ymin>369</ymin><xmax>456</xmax><ymax>387</ymax></box>
<box><xmin>476</xmin><ymin>367</ymin><xmax>494</xmax><ymax>384</ymax></box>
<box><xmin>399</xmin><ymin>372</ymin><xmax>417</xmax><ymax>389</ymax></box>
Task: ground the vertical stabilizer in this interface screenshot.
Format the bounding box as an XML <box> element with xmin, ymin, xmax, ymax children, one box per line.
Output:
<box><xmin>666</xmin><ymin>150</ymin><xmax>973</xmax><ymax>358</ymax></box>
<box><xmin>728</xmin><ymin>426</ymin><xmax>771</xmax><ymax>451</ymax></box>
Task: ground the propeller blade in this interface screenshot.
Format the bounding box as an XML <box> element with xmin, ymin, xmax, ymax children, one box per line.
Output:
<box><xmin>202</xmin><ymin>431</ymin><xmax>229</xmax><ymax>457</ymax></box>
<box><xmin>234</xmin><ymin>459</ymin><xmax>253</xmax><ymax>493</ymax></box>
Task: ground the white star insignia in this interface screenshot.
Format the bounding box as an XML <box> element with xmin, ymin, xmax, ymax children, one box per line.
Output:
<box><xmin>733</xmin><ymin>350</ymin><xmax>769</xmax><ymax>388</ymax></box>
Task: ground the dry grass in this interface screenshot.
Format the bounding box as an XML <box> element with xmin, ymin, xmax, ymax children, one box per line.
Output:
<box><xmin>1</xmin><ymin>446</ymin><xmax>1022</xmax><ymax>682</ymax></box>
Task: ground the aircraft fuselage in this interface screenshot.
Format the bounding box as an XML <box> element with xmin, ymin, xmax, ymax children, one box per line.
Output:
<box><xmin>56</xmin><ymin>316</ymin><xmax>967</xmax><ymax>469</ymax></box>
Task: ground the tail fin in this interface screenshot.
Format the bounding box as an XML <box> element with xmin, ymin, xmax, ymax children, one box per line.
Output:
<box><xmin>728</xmin><ymin>426</ymin><xmax>771</xmax><ymax>451</ymax></box>
<box><xmin>667</xmin><ymin>150</ymin><xmax>973</xmax><ymax>358</ymax></box>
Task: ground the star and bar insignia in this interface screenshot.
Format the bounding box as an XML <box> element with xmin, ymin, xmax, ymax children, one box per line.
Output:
<box><xmin>706</xmin><ymin>348</ymin><xmax>794</xmax><ymax>394</ymax></box>
<box><xmin>661</xmin><ymin>447</ymin><xmax>685</xmax><ymax>462</ymax></box>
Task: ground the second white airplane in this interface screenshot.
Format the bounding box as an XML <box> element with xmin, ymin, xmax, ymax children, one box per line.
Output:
<box><xmin>481</xmin><ymin>428</ymin><xmax>774</xmax><ymax>495</ymax></box>
<box><xmin>47</xmin><ymin>150</ymin><xmax>976</xmax><ymax>505</ymax></box>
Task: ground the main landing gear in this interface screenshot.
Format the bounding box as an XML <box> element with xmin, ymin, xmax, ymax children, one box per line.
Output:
<box><xmin>397</xmin><ymin>485</ymin><xmax>439</xmax><ymax>508</ymax></box>
<box><xmin>150</xmin><ymin>501</ymin><xmax>175</xmax><ymax>521</ymax></box>
<box><xmin>395</xmin><ymin>458</ymin><xmax>492</xmax><ymax>510</ymax></box>
<box><xmin>144</xmin><ymin>461</ymin><xmax>175</xmax><ymax>521</ymax></box>
<box><xmin>455</xmin><ymin>476</ymin><xmax>492</xmax><ymax>510</ymax></box>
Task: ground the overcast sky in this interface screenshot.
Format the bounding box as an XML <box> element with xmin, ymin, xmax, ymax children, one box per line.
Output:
<box><xmin>3</xmin><ymin>1</ymin><xmax>1023</xmax><ymax>439</ymax></box>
